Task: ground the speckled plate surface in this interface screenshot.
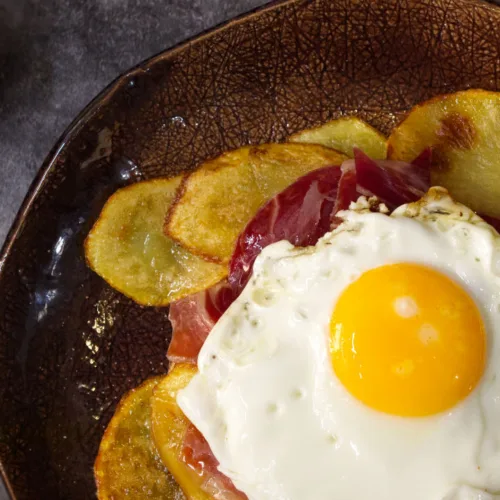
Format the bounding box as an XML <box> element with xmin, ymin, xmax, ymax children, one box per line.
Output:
<box><xmin>1</xmin><ymin>0</ymin><xmax>500</xmax><ymax>497</ymax></box>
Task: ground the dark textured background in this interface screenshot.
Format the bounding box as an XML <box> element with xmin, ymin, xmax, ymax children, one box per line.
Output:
<box><xmin>0</xmin><ymin>0</ymin><xmax>269</xmax><ymax>247</ymax></box>
<box><xmin>0</xmin><ymin>1</ymin><xmax>269</xmax><ymax>497</ymax></box>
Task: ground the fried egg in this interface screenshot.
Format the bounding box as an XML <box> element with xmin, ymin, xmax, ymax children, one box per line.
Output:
<box><xmin>178</xmin><ymin>188</ymin><xmax>500</xmax><ymax>500</ymax></box>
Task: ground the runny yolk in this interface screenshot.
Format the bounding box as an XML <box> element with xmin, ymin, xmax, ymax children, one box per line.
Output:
<box><xmin>329</xmin><ymin>263</ymin><xmax>486</xmax><ymax>417</ymax></box>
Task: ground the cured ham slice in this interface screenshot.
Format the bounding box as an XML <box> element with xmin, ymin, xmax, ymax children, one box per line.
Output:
<box><xmin>353</xmin><ymin>149</ymin><xmax>500</xmax><ymax>230</ymax></box>
<box><xmin>181</xmin><ymin>424</ymin><xmax>248</xmax><ymax>499</ymax></box>
<box><xmin>229</xmin><ymin>150</ymin><xmax>433</xmax><ymax>296</ymax></box>
<box><xmin>335</xmin><ymin>160</ymin><xmax>358</xmax><ymax>213</ymax></box>
<box><xmin>354</xmin><ymin>148</ymin><xmax>431</xmax><ymax>209</ymax></box>
<box><xmin>229</xmin><ymin>166</ymin><xmax>350</xmax><ymax>294</ymax></box>
<box><xmin>167</xmin><ymin>280</ymin><xmax>233</xmax><ymax>364</ymax></box>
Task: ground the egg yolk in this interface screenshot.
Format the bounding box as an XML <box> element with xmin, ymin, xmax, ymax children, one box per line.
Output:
<box><xmin>330</xmin><ymin>263</ymin><xmax>486</xmax><ymax>417</ymax></box>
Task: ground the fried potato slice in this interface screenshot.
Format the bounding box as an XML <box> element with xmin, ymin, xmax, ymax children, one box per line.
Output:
<box><xmin>151</xmin><ymin>364</ymin><xmax>212</xmax><ymax>500</ymax></box>
<box><xmin>85</xmin><ymin>177</ymin><xmax>226</xmax><ymax>306</ymax></box>
<box><xmin>387</xmin><ymin>89</ymin><xmax>500</xmax><ymax>218</ymax></box>
<box><xmin>165</xmin><ymin>143</ymin><xmax>347</xmax><ymax>263</ymax></box>
<box><xmin>94</xmin><ymin>376</ymin><xmax>185</xmax><ymax>500</ymax></box>
<box><xmin>289</xmin><ymin>117</ymin><xmax>387</xmax><ymax>159</ymax></box>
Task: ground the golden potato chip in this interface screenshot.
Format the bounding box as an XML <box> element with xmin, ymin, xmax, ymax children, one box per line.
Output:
<box><xmin>151</xmin><ymin>364</ymin><xmax>212</xmax><ymax>500</ymax></box>
<box><xmin>289</xmin><ymin>117</ymin><xmax>387</xmax><ymax>159</ymax></box>
<box><xmin>165</xmin><ymin>143</ymin><xmax>347</xmax><ymax>263</ymax></box>
<box><xmin>85</xmin><ymin>177</ymin><xmax>226</xmax><ymax>306</ymax></box>
<box><xmin>94</xmin><ymin>376</ymin><xmax>185</xmax><ymax>500</ymax></box>
<box><xmin>387</xmin><ymin>89</ymin><xmax>500</xmax><ymax>218</ymax></box>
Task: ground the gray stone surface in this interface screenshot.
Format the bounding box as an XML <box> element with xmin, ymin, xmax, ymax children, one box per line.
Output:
<box><xmin>0</xmin><ymin>1</ymin><xmax>268</xmax><ymax>497</ymax></box>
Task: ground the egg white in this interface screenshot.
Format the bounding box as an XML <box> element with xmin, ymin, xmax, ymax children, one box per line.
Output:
<box><xmin>178</xmin><ymin>189</ymin><xmax>500</xmax><ymax>500</ymax></box>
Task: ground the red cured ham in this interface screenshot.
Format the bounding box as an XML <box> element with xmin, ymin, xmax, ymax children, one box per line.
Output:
<box><xmin>181</xmin><ymin>424</ymin><xmax>248</xmax><ymax>499</ymax></box>
<box><xmin>229</xmin><ymin>150</ymin><xmax>433</xmax><ymax>296</ymax></box>
<box><xmin>167</xmin><ymin>280</ymin><xmax>233</xmax><ymax>364</ymax></box>
<box><xmin>354</xmin><ymin>148</ymin><xmax>500</xmax><ymax>230</ymax></box>
<box><xmin>354</xmin><ymin>148</ymin><xmax>431</xmax><ymax>210</ymax></box>
<box><xmin>335</xmin><ymin>160</ymin><xmax>358</xmax><ymax>213</ymax></box>
<box><xmin>229</xmin><ymin>165</ymin><xmax>353</xmax><ymax>294</ymax></box>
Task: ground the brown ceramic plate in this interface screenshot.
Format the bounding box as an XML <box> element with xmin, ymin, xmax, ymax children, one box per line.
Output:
<box><xmin>1</xmin><ymin>0</ymin><xmax>500</xmax><ymax>498</ymax></box>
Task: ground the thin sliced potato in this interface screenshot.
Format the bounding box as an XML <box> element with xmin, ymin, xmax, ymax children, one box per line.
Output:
<box><xmin>85</xmin><ymin>177</ymin><xmax>226</xmax><ymax>306</ymax></box>
<box><xmin>165</xmin><ymin>143</ymin><xmax>347</xmax><ymax>263</ymax></box>
<box><xmin>94</xmin><ymin>377</ymin><xmax>185</xmax><ymax>500</ymax></box>
<box><xmin>151</xmin><ymin>364</ymin><xmax>212</xmax><ymax>500</ymax></box>
<box><xmin>387</xmin><ymin>89</ymin><xmax>500</xmax><ymax>218</ymax></box>
<box><xmin>289</xmin><ymin>117</ymin><xmax>387</xmax><ymax>159</ymax></box>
